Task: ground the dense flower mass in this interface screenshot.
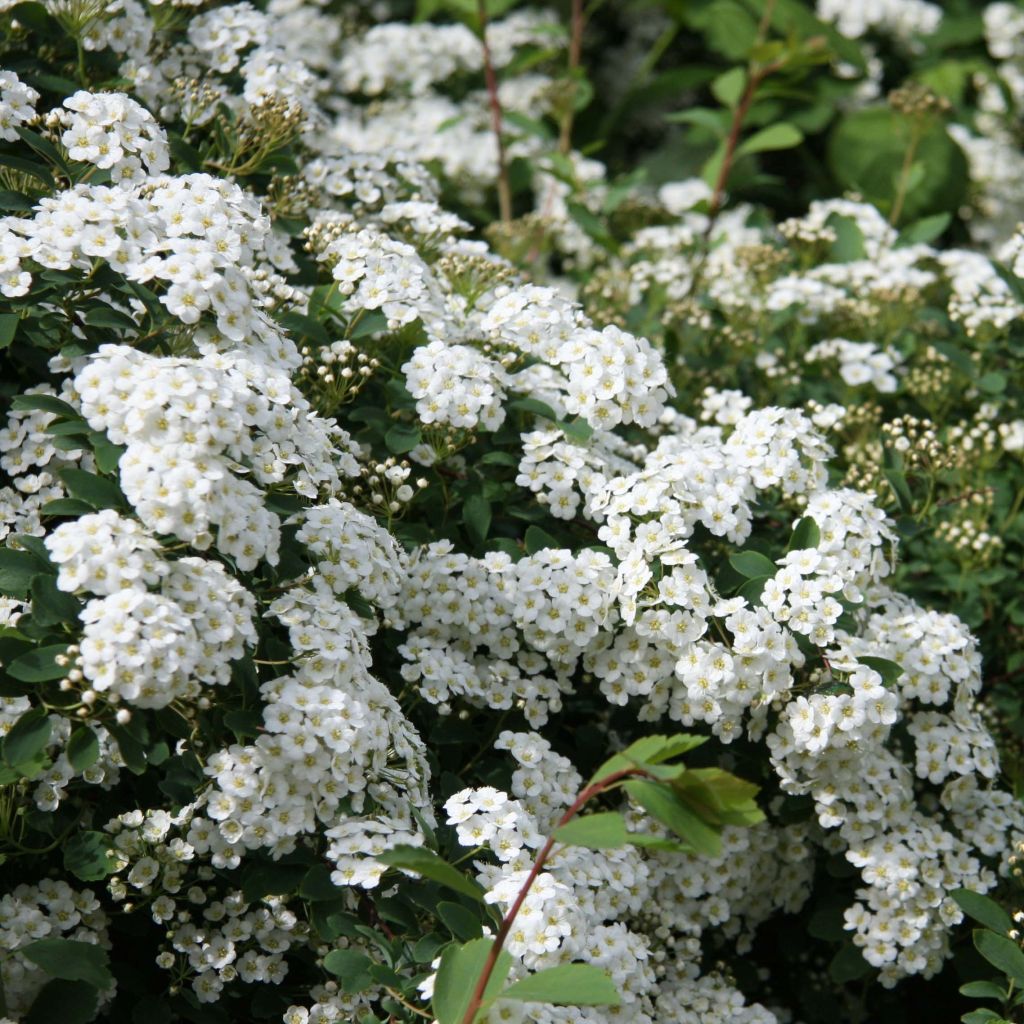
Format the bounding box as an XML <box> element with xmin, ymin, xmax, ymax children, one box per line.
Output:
<box><xmin>0</xmin><ymin>2</ymin><xmax>1022</xmax><ymax>1024</ymax></box>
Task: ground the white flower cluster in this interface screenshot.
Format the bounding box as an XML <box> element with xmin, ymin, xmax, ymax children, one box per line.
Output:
<box><xmin>0</xmin><ymin>69</ymin><xmax>38</xmax><ymax>141</ymax></box>
<box><xmin>72</xmin><ymin>345</ymin><xmax>355</xmax><ymax>567</ymax></box>
<box><xmin>816</xmin><ymin>0</ymin><xmax>942</xmax><ymax>44</ymax></box>
<box><xmin>482</xmin><ymin>285</ymin><xmax>673</xmax><ymax>429</ymax></box>
<box><xmin>805</xmin><ymin>338</ymin><xmax>902</xmax><ymax>393</ymax></box>
<box><xmin>104</xmin><ymin>807</ymin><xmax>297</xmax><ymax>1001</ymax></box>
<box><xmin>195</xmin><ymin>501</ymin><xmax>429</xmax><ymax>876</ymax></box>
<box><xmin>318</xmin><ymin>221</ymin><xmax>441</xmax><ymax>331</ymax></box>
<box><xmin>0</xmin><ymin>694</ymin><xmax>120</xmax><ymax>811</ymax></box>
<box><xmin>45</xmin><ymin>510</ymin><xmax>257</xmax><ymax>708</ymax></box>
<box><xmin>0</xmin><ymin>880</ymin><xmax>110</xmax><ymax>1018</ymax></box>
<box><xmin>54</xmin><ymin>90</ymin><xmax>170</xmax><ymax>183</ymax></box>
<box><xmin>403</xmin><ymin>341</ymin><xmax>509</xmax><ymax>431</ymax></box>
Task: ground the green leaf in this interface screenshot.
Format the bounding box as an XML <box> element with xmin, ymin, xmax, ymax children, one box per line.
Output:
<box><xmin>42</xmin><ymin>498</ymin><xmax>96</xmax><ymax>517</ymax></box>
<box><xmin>464</xmin><ymin>494</ymin><xmax>491</xmax><ymax>546</ymax></box>
<box><xmin>433</xmin><ymin>938</ymin><xmax>512</xmax><ymax>1024</ymax></box>
<box><xmin>502</xmin><ymin>963</ymin><xmax>622</xmax><ymax>1006</ymax></box>
<box><xmin>385</xmin><ymin>423</ymin><xmax>422</xmax><ymax>455</ymax></box>
<box><xmin>83</xmin><ymin>307</ymin><xmax>138</xmax><ymax>331</ymax></box>
<box><xmin>827</xmin><ymin>214</ymin><xmax>867</xmax><ymax>263</ymax></box>
<box><xmin>623</xmin><ymin>778</ymin><xmax>721</xmax><ymax>857</ymax></box>
<box><xmin>738</xmin><ymin>575</ymin><xmax>770</xmax><ymax>606</ymax></box>
<box><xmin>0</xmin><ymin>312</ymin><xmax>19</xmax><ymax>349</ymax></box>
<box><xmin>711</xmin><ymin>67</ymin><xmax>746</xmax><ymax>109</ymax></box>
<box><xmin>953</xmin><ymin>890</ymin><xmax>1014</xmax><ymax>935</ymax></box>
<box><xmin>729</xmin><ymin>550</ymin><xmax>776</xmax><ymax>579</ymax></box>
<box><xmin>375</xmin><ymin>846</ymin><xmax>486</xmax><ymax>902</ymax></box>
<box><xmin>508</xmin><ymin>397</ymin><xmax>559</xmax><ymax>422</ymax></box>
<box><xmin>673</xmin><ymin>767</ymin><xmax>765</xmax><ymax>827</ymax></box>
<box><xmin>787</xmin><ymin>517</ymin><xmax>821</xmax><ymax>551</ymax></box>
<box><xmin>554</xmin><ymin>811</ymin><xmax>629</xmax><ymax>850</ymax></box>
<box><xmin>828</xmin><ymin>106</ymin><xmax>968</xmax><ymax>221</ymax></box>
<box><xmin>58</xmin><ymin>469</ymin><xmax>125</xmax><ymax>510</ymax></box>
<box><xmin>589</xmin><ymin>734</ymin><xmax>706</xmax><ymax>783</ymax></box>
<box><xmin>899</xmin><ymin>212</ymin><xmax>951</xmax><ymax>245</ymax></box>
<box><xmin>961</xmin><ymin>1011</ymin><xmax>1005</xmax><ymax>1024</ymax></box>
<box><xmin>559</xmin><ymin>417</ymin><xmax>593</xmax><ymax>444</ymax></box>
<box><xmin>66</xmin><ymin>727</ymin><xmax>100</xmax><ymax>772</ymax></box>
<box><xmin>322</xmin><ymin>948</ymin><xmax>374</xmax><ymax>994</ymax></box>
<box><xmin>524</xmin><ymin>526</ymin><xmax>560</xmax><ymax>555</ymax></box>
<box><xmin>437</xmin><ymin>901</ymin><xmax>483</xmax><ymax>941</ymax></box>
<box><xmin>63</xmin><ymin>831</ymin><xmax>117</xmax><ymax>882</ymax></box>
<box><xmin>3</xmin><ymin>707</ymin><xmax>51</xmax><ymax>767</ymax></box>
<box><xmin>11</xmin><ymin>394</ymin><xmax>80</xmax><ymax>419</ymax></box>
<box><xmin>960</xmin><ymin>980</ymin><xmax>1008</xmax><ymax>1000</ymax></box>
<box><xmin>978</xmin><ymin>372</ymin><xmax>1007</xmax><ymax>395</ymax></box>
<box><xmin>736</xmin><ymin>122</ymin><xmax>803</xmax><ymax>157</ymax></box>
<box><xmin>21</xmin><ymin>938</ymin><xmax>113</xmax><ymax>991</ymax></box>
<box><xmin>974</xmin><ymin>930</ymin><xmax>1024</xmax><ymax>987</ymax></box>
<box><xmin>30</xmin><ymin>574</ymin><xmax>81</xmax><ymax>627</ymax></box>
<box><xmin>884</xmin><ymin>468</ymin><xmax>914</xmax><ymax>512</ymax></box>
<box><xmin>91</xmin><ymin>438</ymin><xmax>125</xmax><ymax>475</ymax></box>
<box><xmin>0</xmin><ymin>548</ymin><xmax>47</xmax><ymax>597</ymax></box>
<box><xmin>25</xmin><ymin>979</ymin><xmax>99</xmax><ymax>1024</ymax></box>
<box><xmin>7</xmin><ymin>644</ymin><xmax>70</xmax><ymax>682</ymax></box>
<box><xmin>828</xmin><ymin>942</ymin><xmax>872</xmax><ymax>983</ymax></box>
<box><xmin>857</xmin><ymin>657</ymin><xmax>903</xmax><ymax>687</ymax></box>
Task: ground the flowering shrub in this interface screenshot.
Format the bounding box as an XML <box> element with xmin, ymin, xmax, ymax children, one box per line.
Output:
<box><xmin>0</xmin><ymin>2</ymin><xmax>1022</xmax><ymax>1024</ymax></box>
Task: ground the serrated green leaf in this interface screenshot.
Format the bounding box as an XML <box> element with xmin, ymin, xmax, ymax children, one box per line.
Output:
<box><xmin>554</xmin><ymin>811</ymin><xmax>629</xmax><ymax>849</ymax></box>
<box><xmin>623</xmin><ymin>778</ymin><xmax>721</xmax><ymax>856</ymax></box>
<box><xmin>24</xmin><ymin>979</ymin><xmax>99</xmax><ymax>1024</ymax></box>
<box><xmin>21</xmin><ymin>938</ymin><xmax>113</xmax><ymax>991</ymax></box>
<box><xmin>433</xmin><ymin>937</ymin><xmax>512</xmax><ymax>1024</ymax></box>
<box><xmin>501</xmin><ymin>963</ymin><xmax>622</xmax><ymax>1006</ymax></box>
<box><xmin>673</xmin><ymin>767</ymin><xmax>765</xmax><ymax>827</ymax></box>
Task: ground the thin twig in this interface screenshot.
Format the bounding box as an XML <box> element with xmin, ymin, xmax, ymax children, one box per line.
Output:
<box><xmin>458</xmin><ymin>766</ymin><xmax>647</xmax><ymax>1024</ymax></box>
<box><xmin>478</xmin><ymin>0</ymin><xmax>512</xmax><ymax>224</ymax></box>
<box><xmin>558</xmin><ymin>0</ymin><xmax>586</xmax><ymax>155</ymax></box>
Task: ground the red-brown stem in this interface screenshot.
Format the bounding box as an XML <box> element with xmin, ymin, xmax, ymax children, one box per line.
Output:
<box><xmin>704</xmin><ymin>0</ymin><xmax>780</xmax><ymax>236</ymax></box>
<box><xmin>459</xmin><ymin>766</ymin><xmax>646</xmax><ymax>1024</ymax></box>
<box><xmin>478</xmin><ymin>0</ymin><xmax>513</xmax><ymax>224</ymax></box>
<box><xmin>704</xmin><ymin>64</ymin><xmax>772</xmax><ymax>234</ymax></box>
<box><xmin>558</xmin><ymin>0</ymin><xmax>586</xmax><ymax>155</ymax></box>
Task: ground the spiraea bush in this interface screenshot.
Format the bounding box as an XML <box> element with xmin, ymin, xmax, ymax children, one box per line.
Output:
<box><xmin>0</xmin><ymin>2</ymin><xmax>1022</xmax><ymax>1024</ymax></box>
